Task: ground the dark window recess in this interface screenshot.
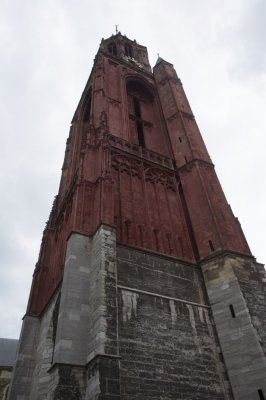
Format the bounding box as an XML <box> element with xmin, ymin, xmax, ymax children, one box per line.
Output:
<box><xmin>125</xmin><ymin>43</ymin><xmax>133</xmax><ymax>57</ymax></box>
<box><xmin>108</xmin><ymin>42</ymin><xmax>117</xmax><ymax>56</ymax></box>
<box><xmin>258</xmin><ymin>390</ymin><xmax>265</xmax><ymax>400</ymax></box>
<box><xmin>222</xmin><ymin>371</ymin><xmax>228</xmax><ymax>381</ymax></box>
<box><xmin>137</xmin><ymin>121</ymin><xmax>145</xmax><ymax>147</ymax></box>
<box><xmin>166</xmin><ymin>233</ymin><xmax>172</xmax><ymax>253</ymax></box>
<box><xmin>138</xmin><ymin>225</ymin><xmax>143</xmax><ymax>246</ymax></box>
<box><xmin>125</xmin><ymin>220</ymin><xmax>131</xmax><ymax>242</ymax></box>
<box><xmin>184</xmin><ymin>156</ymin><xmax>188</xmax><ymax>163</ymax></box>
<box><xmin>210</xmin><ymin>182</ymin><xmax>215</xmax><ymax>193</ymax></box>
<box><xmin>229</xmin><ymin>304</ymin><xmax>236</xmax><ymax>318</ymax></box>
<box><xmin>209</xmin><ymin>240</ymin><xmax>214</xmax><ymax>251</ymax></box>
<box><xmin>178</xmin><ymin>236</ymin><xmax>184</xmax><ymax>257</ymax></box>
<box><xmin>83</xmin><ymin>97</ymin><xmax>92</xmax><ymax>122</ymax></box>
<box><xmin>179</xmin><ymin>136</ymin><xmax>182</xmax><ymax>143</ymax></box>
<box><xmin>132</xmin><ymin>97</ymin><xmax>145</xmax><ymax>147</ymax></box>
<box><xmin>220</xmin><ymin>209</ymin><xmax>225</xmax><ymax>221</ymax></box>
<box><xmin>153</xmin><ymin>229</ymin><xmax>160</xmax><ymax>251</ymax></box>
<box><xmin>133</xmin><ymin>97</ymin><xmax>141</xmax><ymax>117</ymax></box>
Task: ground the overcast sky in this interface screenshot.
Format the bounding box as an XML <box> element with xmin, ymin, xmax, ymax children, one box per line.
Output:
<box><xmin>0</xmin><ymin>0</ymin><xmax>265</xmax><ymax>339</ymax></box>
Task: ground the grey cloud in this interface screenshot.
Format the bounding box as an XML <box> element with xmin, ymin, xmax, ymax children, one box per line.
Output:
<box><xmin>222</xmin><ymin>0</ymin><xmax>266</xmax><ymax>79</ymax></box>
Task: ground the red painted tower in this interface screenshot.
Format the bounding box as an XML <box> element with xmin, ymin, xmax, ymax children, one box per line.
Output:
<box><xmin>9</xmin><ymin>33</ymin><xmax>266</xmax><ymax>400</ymax></box>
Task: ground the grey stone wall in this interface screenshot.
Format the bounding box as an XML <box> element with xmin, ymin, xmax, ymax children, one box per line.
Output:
<box><xmin>86</xmin><ymin>356</ymin><xmax>121</xmax><ymax>400</ymax></box>
<box><xmin>0</xmin><ymin>367</ymin><xmax>12</xmax><ymax>400</ymax></box>
<box><xmin>49</xmin><ymin>225</ymin><xmax>120</xmax><ymax>399</ymax></box>
<box><xmin>49</xmin><ymin>364</ymin><xmax>85</xmax><ymax>400</ymax></box>
<box><xmin>8</xmin><ymin>315</ymin><xmax>40</xmax><ymax>400</ymax></box>
<box><xmin>85</xmin><ymin>225</ymin><xmax>120</xmax><ymax>399</ymax></box>
<box><xmin>9</xmin><ymin>226</ymin><xmax>119</xmax><ymax>400</ymax></box>
<box><xmin>86</xmin><ymin>224</ymin><xmax>118</xmax><ymax>363</ymax></box>
<box><xmin>29</xmin><ymin>291</ymin><xmax>59</xmax><ymax>400</ymax></box>
<box><xmin>53</xmin><ymin>232</ymin><xmax>91</xmax><ymax>367</ymax></box>
<box><xmin>116</xmin><ymin>245</ymin><xmax>232</xmax><ymax>400</ymax></box>
<box><xmin>202</xmin><ymin>254</ymin><xmax>266</xmax><ymax>400</ymax></box>
<box><xmin>11</xmin><ymin>228</ymin><xmax>265</xmax><ymax>399</ymax></box>
<box><xmin>233</xmin><ymin>259</ymin><xmax>266</xmax><ymax>354</ymax></box>
<box><xmin>8</xmin><ymin>290</ymin><xmax>61</xmax><ymax>400</ymax></box>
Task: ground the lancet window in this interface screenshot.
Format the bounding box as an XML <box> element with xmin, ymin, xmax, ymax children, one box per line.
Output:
<box><xmin>108</xmin><ymin>42</ymin><xmax>117</xmax><ymax>56</ymax></box>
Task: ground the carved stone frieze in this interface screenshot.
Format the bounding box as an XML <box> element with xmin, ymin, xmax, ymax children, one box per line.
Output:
<box><xmin>109</xmin><ymin>134</ymin><xmax>174</xmax><ymax>169</ymax></box>
<box><xmin>111</xmin><ymin>152</ymin><xmax>142</xmax><ymax>179</ymax></box>
<box><xmin>55</xmin><ymin>186</ymin><xmax>75</xmax><ymax>233</ymax></box>
<box><xmin>111</xmin><ymin>150</ymin><xmax>176</xmax><ymax>190</ymax></box>
<box><xmin>144</xmin><ymin>166</ymin><xmax>176</xmax><ymax>191</ymax></box>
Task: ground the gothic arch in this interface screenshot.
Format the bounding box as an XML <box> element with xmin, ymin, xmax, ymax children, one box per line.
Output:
<box><xmin>125</xmin><ymin>75</ymin><xmax>155</xmax><ymax>99</ymax></box>
<box><xmin>145</xmin><ymin>166</ymin><xmax>176</xmax><ymax>191</ymax></box>
<box><xmin>125</xmin><ymin>77</ymin><xmax>163</xmax><ymax>150</ymax></box>
<box><xmin>112</xmin><ymin>152</ymin><xmax>142</xmax><ymax>179</ymax></box>
<box><xmin>125</xmin><ymin>43</ymin><xmax>133</xmax><ymax>58</ymax></box>
<box><xmin>108</xmin><ymin>42</ymin><xmax>117</xmax><ymax>56</ymax></box>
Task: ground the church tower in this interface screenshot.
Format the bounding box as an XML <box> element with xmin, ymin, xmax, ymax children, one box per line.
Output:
<box><xmin>9</xmin><ymin>33</ymin><xmax>266</xmax><ymax>400</ymax></box>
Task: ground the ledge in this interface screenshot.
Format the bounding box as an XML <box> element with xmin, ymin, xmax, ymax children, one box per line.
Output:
<box><xmin>116</xmin><ymin>241</ymin><xmax>198</xmax><ymax>268</ymax></box>
<box><xmin>200</xmin><ymin>249</ymin><xmax>256</xmax><ymax>265</ymax></box>
<box><xmin>86</xmin><ymin>353</ymin><xmax>122</xmax><ymax>367</ymax></box>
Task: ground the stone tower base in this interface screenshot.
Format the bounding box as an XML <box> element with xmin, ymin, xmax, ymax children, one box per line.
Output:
<box><xmin>9</xmin><ymin>224</ymin><xmax>266</xmax><ymax>400</ymax></box>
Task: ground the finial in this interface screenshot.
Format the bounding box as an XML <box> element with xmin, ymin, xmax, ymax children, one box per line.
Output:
<box><xmin>115</xmin><ymin>25</ymin><xmax>119</xmax><ymax>34</ymax></box>
<box><xmin>157</xmin><ymin>53</ymin><xmax>160</xmax><ymax>58</ymax></box>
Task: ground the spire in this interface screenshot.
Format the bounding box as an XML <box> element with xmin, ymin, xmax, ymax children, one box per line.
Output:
<box><xmin>155</xmin><ymin>55</ymin><xmax>164</xmax><ymax>66</ymax></box>
<box><xmin>154</xmin><ymin>55</ymin><xmax>173</xmax><ymax>68</ymax></box>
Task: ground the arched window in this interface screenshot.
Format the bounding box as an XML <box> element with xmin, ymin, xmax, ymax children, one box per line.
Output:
<box><xmin>108</xmin><ymin>42</ymin><xmax>117</xmax><ymax>56</ymax></box>
<box><xmin>125</xmin><ymin>43</ymin><xmax>133</xmax><ymax>58</ymax></box>
<box><xmin>126</xmin><ymin>80</ymin><xmax>155</xmax><ymax>148</ymax></box>
<box><xmin>133</xmin><ymin>97</ymin><xmax>145</xmax><ymax>147</ymax></box>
